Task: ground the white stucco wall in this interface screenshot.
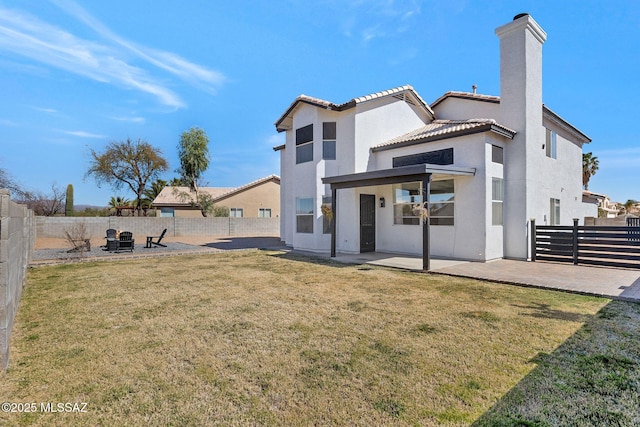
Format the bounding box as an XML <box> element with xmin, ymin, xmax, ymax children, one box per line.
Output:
<box><xmin>432</xmin><ymin>97</ymin><xmax>500</xmax><ymax>121</ymax></box>
<box><xmin>354</xmin><ymin>98</ymin><xmax>429</xmax><ymax>173</ymax></box>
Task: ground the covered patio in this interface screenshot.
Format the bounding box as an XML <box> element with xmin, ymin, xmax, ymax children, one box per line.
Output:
<box><xmin>322</xmin><ymin>163</ymin><xmax>476</xmax><ymax>271</ymax></box>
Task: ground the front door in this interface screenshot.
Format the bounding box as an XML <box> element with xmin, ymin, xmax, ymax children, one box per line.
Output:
<box><xmin>360</xmin><ymin>194</ymin><xmax>376</xmax><ymax>252</ymax></box>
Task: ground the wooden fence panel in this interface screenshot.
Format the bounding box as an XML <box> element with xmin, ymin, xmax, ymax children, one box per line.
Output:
<box><xmin>533</xmin><ymin>220</ymin><xmax>640</xmax><ymax>269</ymax></box>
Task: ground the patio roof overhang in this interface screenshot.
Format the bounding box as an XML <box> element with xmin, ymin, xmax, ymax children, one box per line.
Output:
<box><xmin>321</xmin><ymin>164</ymin><xmax>476</xmax><ymax>271</ymax></box>
<box><xmin>321</xmin><ymin>164</ymin><xmax>475</xmax><ymax>189</ymax></box>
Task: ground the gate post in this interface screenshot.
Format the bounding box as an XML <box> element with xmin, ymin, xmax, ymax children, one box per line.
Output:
<box><xmin>572</xmin><ymin>218</ymin><xmax>579</xmax><ymax>265</ymax></box>
<box><xmin>530</xmin><ymin>218</ymin><xmax>536</xmax><ymax>262</ymax></box>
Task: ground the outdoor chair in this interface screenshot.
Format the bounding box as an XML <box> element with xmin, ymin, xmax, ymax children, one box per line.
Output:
<box><xmin>146</xmin><ymin>228</ymin><xmax>167</xmax><ymax>248</ymax></box>
<box><xmin>104</xmin><ymin>228</ymin><xmax>118</xmax><ymax>251</ymax></box>
<box><xmin>117</xmin><ymin>231</ymin><xmax>135</xmax><ymax>252</ymax></box>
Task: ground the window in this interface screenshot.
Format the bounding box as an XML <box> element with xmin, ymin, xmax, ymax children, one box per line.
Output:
<box><xmin>393</xmin><ymin>182</ymin><xmax>422</xmax><ymax>225</ymax></box>
<box><xmin>322</xmin><ymin>195</ymin><xmax>332</xmax><ymax>234</ymax></box>
<box><xmin>296</xmin><ymin>197</ymin><xmax>314</xmax><ymax>233</ymax></box>
<box><xmin>430</xmin><ymin>180</ymin><xmax>455</xmax><ymax>225</ymax></box>
<box><xmin>230</xmin><ymin>208</ymin><xmax>243</xmax><ymax>218</ymax></box>
<box><xmin>296</xmin><ymin>124</ymin><xmax>313</xmax><ymax>164</ymax></box>
<box><xmin>550</xmin><ymin>198</ymin><xmax>560</xmax><ymax>225</ymax></box>
<box><xmin>258</xmin><ymin>208</ymin><xmax>271</xmax><ymax>218</ymax></box>
<box><xmin>393</xmin><ymin>148</ymin><xmax>454</xmax><ymax>167</ymax></box>
<box><xmin>492</xmin><ymin>178</ymin><xmax>504</xmax><ymax>225</ymax></box>
<box><xmin>492</xmin><ymin>145</ymin><xmax>503</xmax><ymax>164</ymax></box>
<box><xmin>546</xmin><ymin>129</ymin><xmax>557</xmax><ymax>159</ymax></box>
<box><xmin>159</xmin><ymin>208</ymin><xmax>174</xmax><ymax>217</ymax></box>
<box><xmin>322</xmin><ymin>122</ymin><xmax>336</xmax><ymax>160</ymax></box>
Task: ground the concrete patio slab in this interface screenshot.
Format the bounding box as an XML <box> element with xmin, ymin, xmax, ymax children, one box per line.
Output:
<box><xmin>297</xmin><ymin>250</ymin><xmax>640</xmax><ymax>302</ymax></box>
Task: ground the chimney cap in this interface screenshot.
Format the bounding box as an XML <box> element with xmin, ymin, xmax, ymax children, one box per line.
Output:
<box><xmin>513</xmin><ymin>13</ymin><xmax>529</xmax><ymax>20</ymax></box>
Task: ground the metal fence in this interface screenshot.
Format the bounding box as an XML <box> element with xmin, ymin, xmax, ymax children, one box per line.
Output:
<box><xmin>532</xmin><ymin>219</ymin><xmax>640</xmax><ymax>269</ymax></box>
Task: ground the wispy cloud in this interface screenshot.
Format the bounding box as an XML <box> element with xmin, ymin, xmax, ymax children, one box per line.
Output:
<box><xmin>59</xmin><ymin>130</ymin><xmax>106</xmax><ymax>138</ymax></box>
<box><xmin>32</xmin><ymin>106</ymin><xmax>58</xmax><ymax>114</ymax></box>
<box><xmin>333</xmin><ymin>0</ymin><xmax>422</xmax><ymax>42</ymax></box>
<box><xmin>109</xmin><ymin>115</ymin><xmax>145</xmax><ymax>124</ymax></box>
<box><xmin>0</xmin><ymin>1</ymin><xmax>226</xmax><ymax>109</ymax></box>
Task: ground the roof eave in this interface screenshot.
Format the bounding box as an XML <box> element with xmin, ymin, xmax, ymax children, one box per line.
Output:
<box><xmin>372</xmin><ymin>124</ymin><xmax>516</xmax><ymax>153</ymax></box>
<box><xmin>543</xmin><ymin>105</ymin><xmax>591</xmax><ymax>144</ymax></box>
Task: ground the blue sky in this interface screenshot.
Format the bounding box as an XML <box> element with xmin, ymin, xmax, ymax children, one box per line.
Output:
<box><xmin>0</xmin><ymin>0</ymin><xmax>638</xmax><ymax>206</ymax></box>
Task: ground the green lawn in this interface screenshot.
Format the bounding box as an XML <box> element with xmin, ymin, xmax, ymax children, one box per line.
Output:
<box><xmin>1</xmin><ymin>250</ymin><xmax>638</xmax><ymax>426</ymax></box>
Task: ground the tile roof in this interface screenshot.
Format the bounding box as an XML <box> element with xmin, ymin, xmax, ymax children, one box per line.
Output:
<box><xmin>431</xmin><ymin>91</ymin><xmax>500</xmax><ymax>108</ymax></box>
<box><xmin>372</xmin><ymin>119</ymin><xmax>516</xmax><ymax>152</ymax></box>
<box><xmin>152</xmin><ymin>175</ymin><xmax>280</xmax><ymax>206</ymax></box>
<box><xmin>274</xmin><ymin>85</ymin><xmax>435</xmax><ymax>132</ymax></box>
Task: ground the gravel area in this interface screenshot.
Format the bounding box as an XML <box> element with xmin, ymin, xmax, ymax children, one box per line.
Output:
<box><xmin>31</xmin><ymin>241</ymin><xmax>216</xmax><ymax>263</ymax></box>
<box><xmin>31</xmin><ymin>236</ymin><xmax>286</xmax><ymax>265</ymax></box>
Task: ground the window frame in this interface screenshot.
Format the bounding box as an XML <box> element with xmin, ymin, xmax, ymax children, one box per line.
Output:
<box><xmin>546</xmin><ymin>129</ymin><xmax>557</xmax><ymax>159</ymax></box>
<box><xmin>492</xmin><ymin>178</ymin><xmax>504</xmax><ymax>226</ymax></box>
<box><xmin>296</xmin><ymin>124</ymin><xmax>314</xmax><ymax>164</ymax></box>
<box><xmin>321</xmin><ymin>195</ymin><xmax>332</xmax><ymax>234</ymax></box>
<box><xmin>429</xmin><ymin>179</ymin><xmax>455</xmax><ymax>226</ymax></box>
<box><xmin>492</xmin><ymin>145</ymin><xmax>504</xmax><ymax>164</ymax></box>
<box><xmin>230</xmin><ymin>208</ymin><xmax>244</xmax><ymax>218</ymax></box>
<box><xmin>322</xmin><ymin>122</ymin><xmax>336</xmax><ymax>160</ymax></box>
<box><xmin>393</xmin><ymin>182</ymin><xmax>422</xmax><ymax>226</ymax></box>
<box><xmin>296</xmin><ymin>197</ymin><xmax>314</xmax><ymax>234</ymax></box>
<box><xmin>258</xmin><ymin>208</ymin><xmax>271</xmax><ymax>218</ymax></box>
<box><xmin>550</xmin><ymin>198</ymin><xmax>560</xmax><ymax>225</ymax></box>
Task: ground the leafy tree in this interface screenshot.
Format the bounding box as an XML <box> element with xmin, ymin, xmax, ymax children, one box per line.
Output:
<box><xmin>624</xmin><ymin>199</ymin><xmax>637</xmax><ymax>214</ymax></box>
<box><xmin>65</xmin><ymin>184</ymin><xmax>74</xmax><ymax>216</ymax></box>
<box><xmin>175</xmin><ymin>127</ymin><xmax>211</xmax><ymax>216</ymax></box>
<box><xmin>86</xmin><ymin>138</ymin><xmax>169</xmax><ymax>216</ymax></box>
<box><xmin>582</xmin><ymin>152</ymin><xmax>599</xmax><ymax>190</ymax></box>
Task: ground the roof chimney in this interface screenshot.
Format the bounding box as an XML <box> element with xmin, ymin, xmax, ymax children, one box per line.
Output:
<box><xmin>495</xmin><ymin>14</ymin><xmax>547</xmax><ymax>259</ymax></box>
<box><xmin>472</xmin><ymin>85</ymin><xmax>477</xmax><ymax>94</ymax></box>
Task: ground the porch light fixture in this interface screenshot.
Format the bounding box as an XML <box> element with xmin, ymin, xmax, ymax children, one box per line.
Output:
<box><xmin>379</xmin><ymin>197</ymin><xmax>385</xmax><ymax>208</ymax></box>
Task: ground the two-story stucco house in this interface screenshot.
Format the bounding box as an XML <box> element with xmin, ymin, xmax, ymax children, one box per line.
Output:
<box><xmin>273</xmin><ymin>14</ymin><xmax>596</xmax><ymax>269</ymax></box>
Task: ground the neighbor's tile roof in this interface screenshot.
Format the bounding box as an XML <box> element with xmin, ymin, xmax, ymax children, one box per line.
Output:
<box><xmin>152</xmin><ymin>186</ymin><xmax>235</xmax><ymax>206</ymax></box>
<box><xmin>372</xmin><ymin>119</ymin><xmax>516</xmax><ymax>152</ymax></box>
<box><xmin>152</xmin><ymin>175</ymin><xmax>281</xmax><ymax>206</ymax></box>
<box><xmin>274</xmin><ymin>85</ymin><xmax>435</xmax><ymax>133</ymax></box>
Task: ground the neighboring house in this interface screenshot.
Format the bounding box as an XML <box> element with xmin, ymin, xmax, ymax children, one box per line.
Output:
<box><xmin>273</xmin><ymin>14</ymin><xmax>596</xmax><ymax>267</ymax></box>
<box><xmin>582</xmin><ymin>190</ymin><xmax>619</xmax><ymax>218</ymax></box>
<box><xmin>152</xmin><ymin>175</ymin><xmax>280</xmax><ymax>218</ymax></box>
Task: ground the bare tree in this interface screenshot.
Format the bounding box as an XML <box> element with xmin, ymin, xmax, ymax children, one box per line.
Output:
<box><xmin>17</xmin><ymin>183</ymin><xmax>65</xmax><ymax>216</ymax></box>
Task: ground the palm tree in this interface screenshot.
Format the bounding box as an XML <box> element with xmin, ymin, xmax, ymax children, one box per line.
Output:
<box><xmin>108</xmin><ymin>196</ymin><xmax>131</xmax><ymax>209</ymax></box>
<box><xmin>582</xmin><ymin>152</ymin><xmax>599</xmax><ymax>190</ymax></box>
<box><xmin>142</xmin><ymin>179</ymin><xmax>167</xmax><ymax>208</ymax></box>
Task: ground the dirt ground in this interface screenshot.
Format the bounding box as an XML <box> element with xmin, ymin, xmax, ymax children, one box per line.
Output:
<box><xmin>35</xmin><ymin>235</ymin><xmax>234</xmax><ymax>250</ymax></box>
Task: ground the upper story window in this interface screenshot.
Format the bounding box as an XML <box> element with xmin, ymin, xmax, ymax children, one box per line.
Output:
<box><xmin>322</xmin><ymin>122</ymin><xmax>336</xmax><ymax>160</ymax></box>
<box><xmin>296</xmin><ymin>124</ymin><xmax>313</xmax><ymax>164</ymax></box>
<box><xmin>492</xmin><ymin>145</ymin><xmax>503</xmax><ymax>164</ymax></box>
<box><xmin>546</xmin><ymin>129</ymin><xmax>557</xmax><ymax>159</ymax></box>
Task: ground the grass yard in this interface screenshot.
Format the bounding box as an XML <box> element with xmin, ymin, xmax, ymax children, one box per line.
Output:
<box><xmin>1</xmin><ymin>250</ymin><xmax>638</xmax><ymax>426</ymax></box>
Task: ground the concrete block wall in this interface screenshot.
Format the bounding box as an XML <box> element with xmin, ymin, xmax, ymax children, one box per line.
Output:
<box><xmin>35</xmin><ymin>216</ymin><xmax>280</xmax><ymax>239</ymax></box>
<box><xmin>1</xmin><ymin>190</ymin><xmax>35</xmax><ymax>370</ymax></box>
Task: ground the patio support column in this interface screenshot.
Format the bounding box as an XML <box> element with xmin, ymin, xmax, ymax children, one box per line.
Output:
<box><xmin>422</xmin><ymin>174</ymin><xmax>431</xmax><ymax>271</ymax></box>
<box><xmin>331</xmin><ymin>187</ymin><xmax>337</xmax><ymax>257</ymax></box>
